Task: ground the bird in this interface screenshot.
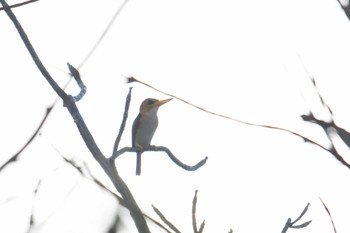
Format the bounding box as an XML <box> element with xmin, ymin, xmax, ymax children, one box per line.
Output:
<box><xmin>132</xmin><ymin>98</ymin><xmax>172</xmax><ymax>175</ymax></box>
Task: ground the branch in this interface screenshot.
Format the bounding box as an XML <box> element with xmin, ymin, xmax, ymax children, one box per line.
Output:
<box><xmin>77</xmin><ymin>0</ymin><xmax>129</xmax><ymax>69</ymax></box>
<box><xmin>51</xmin><ymin>145</ymin><xmax>172</xmax><ymax>233</ymax></box>
<box><xmin>192</xmin><ymin>190</ymin><xmax>205</xmax><ymax>233</ymax></box>
<box><xmin>127</xmin><ymin>75</ymin><xmax>350</xmax><ymax>171</ymax></box>
<box><xmin>0</xmin><ymin>0</ymin><xmax>66</xmax><ymax>99</ymax></box>
<box><xmin>0</xmin><ymin>0</ymin><xmax>38</xmax><ymax>10</ymax></box>
<box><xmin>112</xmin><ymin>87</ymin><xmax>132</xmax><ymax>156</ymax></box>
<box><xmin>152</xmin><ymin>205</ymin><xmax>181</xmax><ymax>233</ymax></box>
<box><xmin>281</xmin><ymin>203</ymin><xmax>311</xmax><ymax>233</ymax></box>
<box><xmin>0</xmin><ymin>2</ymin><xmax>149</xmax><ymax>232</ymax></box>
<box><xmin>0</xmin><ymin>107</ymin><xmax>52</xmax><ymax>172</ymax></box>
<box><xmin>67</xmin><ymin>63</ymin><xmax>86</xmax><ymax>102</ymax></box>
<box><xmin>319</xmin><ymin>197</ymin><xmax>337</xmax><ymax>233</ymax></box>
<box><xmin>1</xmin><ymin>0</ymin><xmax>129</xmax><ymax>171</ymax></box>
<box><xmin>110</xmin><ymin>146</ymin><xmax>207</xmax><ymax>172</ymax></box>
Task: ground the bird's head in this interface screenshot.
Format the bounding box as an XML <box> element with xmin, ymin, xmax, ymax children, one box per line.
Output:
<box><xmin>139</xmin><ymin>98</ymin><xmax>172</xmax><ymax>115</ymax></box>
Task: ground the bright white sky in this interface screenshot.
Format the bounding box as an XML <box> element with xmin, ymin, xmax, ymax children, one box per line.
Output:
<box><xmin>1</xmin><ymin>0</ymin><xmax>350</xmax><ymax>233</ymax></box>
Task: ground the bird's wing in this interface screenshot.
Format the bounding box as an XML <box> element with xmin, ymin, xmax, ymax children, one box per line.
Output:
<box><xmin>132</xmin><ymin>113</ymin><xmax>141</xmax><ymax>147</ymax></box>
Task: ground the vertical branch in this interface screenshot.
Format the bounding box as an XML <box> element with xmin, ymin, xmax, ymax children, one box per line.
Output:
<box><xmin>192</xmin><ymin>190</ymin><xmax>205</xmax><ymax>233</ymax></box>
<box><xmin>112</xmin><ymin>87</ymin><xmax>132</xmax><ymax>156</ymax></box>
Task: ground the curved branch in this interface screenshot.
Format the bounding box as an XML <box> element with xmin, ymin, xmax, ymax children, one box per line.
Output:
<box><xmin>67</xmin><ymin>63</ymin><xmax>86</xmax><ymax>102</ymax></box>
<box><xmin>151</xmin><ymin>146</ymin><xmax>207</xmax><ymax>171</ymax></box>
<box><xmin>110</xmin><ymin>146</ymin><xmax>207</xmax><ymax>172</ymax></box>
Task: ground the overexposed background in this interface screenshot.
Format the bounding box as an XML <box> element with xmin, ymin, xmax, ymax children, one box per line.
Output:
<box><xmin>1</xmin><ymin>0</ymin><xmax>350</xmax><ymax>232</ymax></box>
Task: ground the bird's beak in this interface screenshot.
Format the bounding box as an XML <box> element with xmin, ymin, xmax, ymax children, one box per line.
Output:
<box><xmin>154</xmin><ymin>98</ymin><xmax>172</xmax><ymax>107</ymax></box>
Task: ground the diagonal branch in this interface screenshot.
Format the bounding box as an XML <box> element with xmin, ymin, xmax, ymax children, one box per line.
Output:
<box><xmin>0</xmin><ymin>2</ymin><xmax>149</xmax><ymax>232</ymax></box>
<box><xmin>319</xmin><ymin>197</ymin><xmax>337</xmax><ymax>233</ymax></box>
<box><xmin>1</xmin><ymin>0</ymin><xmax>129</xmax><ymax>172</ymax></box>
<box><xmin>0</xmin><ymin>107</ymin><xmax>52</xmax><ymax>172</ymax></box>
<box><xmin>152</xmin><ymin>205</ymin><xmax>181</xmax><ymax>233</ymax></box>
<box><xmin>0</xmin><ymin>0</ymin><xmax>66</xmax><ymax>99</ymax></box>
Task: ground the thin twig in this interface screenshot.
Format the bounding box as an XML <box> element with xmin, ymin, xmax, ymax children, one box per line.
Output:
<box><xmin>67</xmin><ymin>63</ymin><xmax>87</xmax><ymax>102</ymax></box>
<box><xmin>52</xmin><ymin>145</ymin><xmax>171</xmax><ymax>233</ymax></box>
<box><xmin>0</xmin><ymin>0</ymin><xmax>38</xmax><ymax>10</ymax></box>
<box><xmin>319</xmin><ymin>197</ymin><xmax>337</xmax><ymax>233</ymax></box>
<box><xmin>192</xmin><ymin>190</ymin><xmax>205</xmax><ymax>233</ymax></box>
<box><xmin>0</xmin><ymin>107</ymin><xmax>52</xmax><ymax>172</ymax></box>
<box><xmin>127</xmin><ymin>76</ymin><xmax>350</xmax><ymax>171</ymax></box>
<box><xmin>152</xmin><ymin>205</ymin><xmax>181</xmax><ymax>233</ymax></box>
<box><xmin>192</xmin><ymin>190</ymin><xmax>199</xmax><ymax>233</ymax></box>
<box><xmin>77</xmin><ymin>0</ymin><xmax>129</xmax><ymax>69</ymax></box>
<box><xmin>112</xmin><ymin>87</ymin><xmax>133</xmax><ymax>156</ymax></box>
<box><xmin>281</xmin><ymin>203</ymin><xmax>311</xmax><ymax>233</ymax></box>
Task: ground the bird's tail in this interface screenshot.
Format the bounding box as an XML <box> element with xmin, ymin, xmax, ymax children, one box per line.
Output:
<box><xmin>136</xmin><ymin>153</ymin><xmax>141</xmax><ymax>175</ymax></box>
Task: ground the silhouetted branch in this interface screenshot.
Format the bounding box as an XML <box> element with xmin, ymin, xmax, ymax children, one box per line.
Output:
<box><xmin>110</xmin><ymin>146</ymin><xmax>207</xmax><ymax>172</ymax></box>
<box><xmin>0</xmin><ymin>107</ymin><xmax>52</xmax><ymax>172</ymax></box>
<box><xmin>319</xmin><ymin>197</ymin><xmax>337</xmax><ymax>233</ymax></box>
<box><xmin>67</xmin><ymin>63</ymin><xmax>86</xmax><ymax>102</ymax></box>
<box><xmin>1</xmin><ymin>0</ymin><xmax>129</xmax><ymax>172</ymax></box>
<box><xmin>26</xmin><ymin>179</ymin><xmax>42</xmax><ymax>233</ymax></box>
<box><xmin>112</xmin><ymin>87</ymin><xmax>132</xmax><ymax>156</ymax></box>
<box><xmin>281</xmin><ymin>203</ymin><xmax>311</xmax><ymax>233</ymax></box>
<box><xmin>0</xmin><ymin>2</ymin><xmax>149</xmax><ymax>232</ymax></box>
<box><xmin>77</xmin><ymin>0</ymin><xmax>129</xmax><ymax>69</ymax></box>
<box><xmin>152</xmin><ymin>205</ymin><xmax>181</xmax><ymax>233</ymax></box>
<box><xmin>127</xmin><ymin>75</ymin><xmax>350</xmax><ymax>171</ymax></box>
<box><xmin>192</xmin><ymin>190</ymin><xmax>205</xmax><ymax>233</ymax></box>
<box><xmin>336</xmin><ymin>0</ymin><xmax>350</xmax><ymax>22</ymax></box>
<box><xmin>0</xmin><ymin>0</ymin><xmax>38</xmax><ymax>10</ymax></box>
<box><xmin>52</xmin><ymin>145</ymin><xmax>172</xmax><ymax>233</ymax></box>
<box><xmin>300</xmin><ymin>75</ymin><xmax>350</xmax><ymax>169</ymax></box>
<box><xmin>301</xmin><ymin>113</ymin><xmax>350</xmax><ymax>169</ymax></box>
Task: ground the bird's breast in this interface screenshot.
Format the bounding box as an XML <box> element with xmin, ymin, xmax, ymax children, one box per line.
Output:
<box><xmin>134</xmin><ymin>114</ymin><xmax>159</xmax><ymax>150</ymax></box>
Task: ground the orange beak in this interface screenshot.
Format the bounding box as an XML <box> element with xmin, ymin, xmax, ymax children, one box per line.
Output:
<box><xmin>154</xmin><ymin>98</ymin><xmax>172</xmax><ymax>107</ymax></box>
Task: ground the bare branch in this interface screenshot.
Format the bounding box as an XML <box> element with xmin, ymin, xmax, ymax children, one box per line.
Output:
<box><xmin>67</xmin><ymin>63</ymin><xmax>86</xmax><ymax>102</ymax></box>
<box><xmin>0</xmin><ymin>107</ymin><xmax>52</xmax><ymax>172</ymax></box>
<box><xmin>192</xmin><ymin>190</ymin><xmax>199</xmax><ymax>233</ymax></box>
<box><xmin>77</xmin><ymin>0</ymin><xmax>129</xmax><ymax>69</ymax></box>
<box><xmin>0</xmin><ymin>0</ymin><xmax>38</xmax><ymax>10</ymax></box>
<box><xmin>281</xmin><ymin>203</ymin><xmax>311</xmax><ymax>233</ymax></box>
<box><xmin>0</xmin><ymin>0</ymin><xmax>66</xmax><ymax>99</ymax></box>
<box><xmin>192</xmin><ymin>190</ymin><xmax>205</xmax><ymax>233</ymax></box>
<box><xmin>152</xmin><ymin>205</ymin><xmax>181</xmax><ymax>233</ymax></box>
<box><xmin>319</xmin><ymin>197</ymin><xmax>337</xmax><ymax>233</ymax></box>
<box><xmin>110</xmin><ymin>146</ymin><xmax>207</xmax><ymax>172</ymax></box>
<box><xmin>0</xmin><ymin>2</ymin><xmax>150</xmax><ymax>231</ymax></box>
<box><xmin>127</xmin><ymin>76</ymin><xmax>350</xmax><ymax>171</ymax></box>
<box><xmin>112</xmin><ymin>87</ymin><xmax>133</xmax><ymax>156</ymax></box>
